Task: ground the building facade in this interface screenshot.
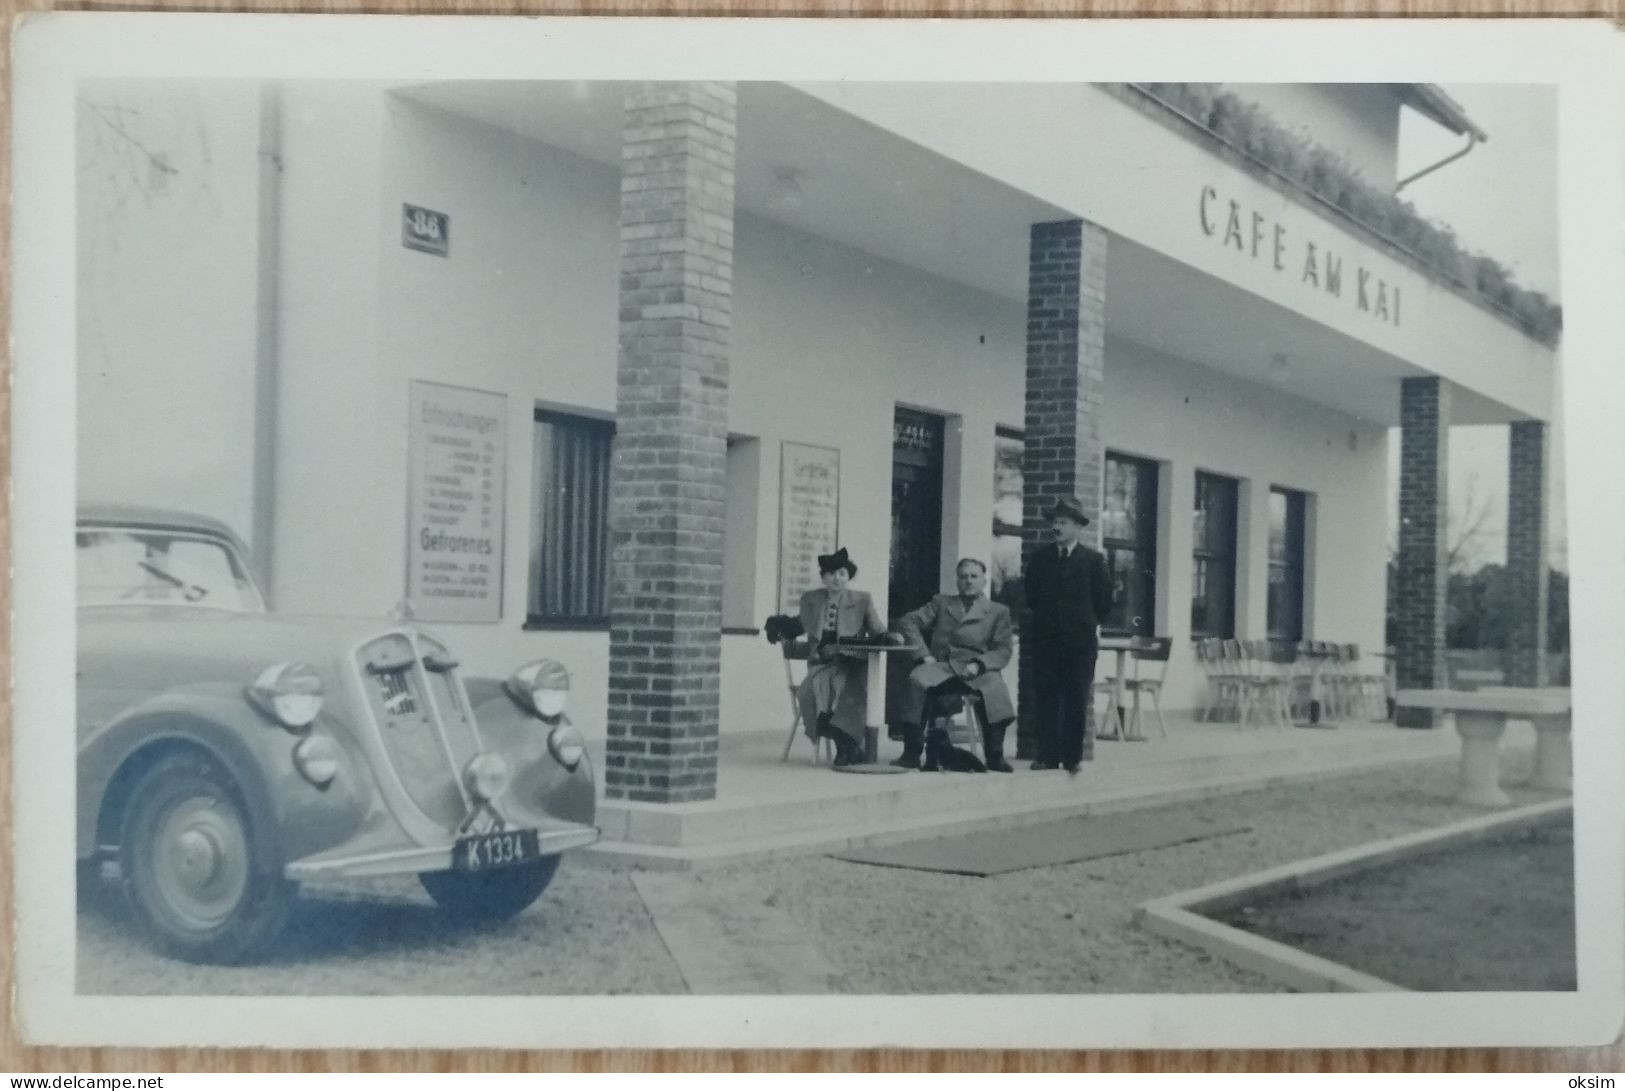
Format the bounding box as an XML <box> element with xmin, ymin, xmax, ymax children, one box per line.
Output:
<box><xmin>78</xmin><ymin>79</ymin><xmax>1558</xmax><ymax>802</ymax></box>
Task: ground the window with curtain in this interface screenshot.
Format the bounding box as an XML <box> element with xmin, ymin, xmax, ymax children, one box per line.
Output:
<box><xmin>1191</xmin><ymin>471</ymin><xmax>1239</xmax><ymax>639</ymax></box>
<box><xmin>1102</xmin><ymin>451</ymin><xmax>1159</xmax><ymax>637</ymax></box>
<box><xmin>528</xmin><ymin>410</ymin><xmax>613</xmax><ymax>627</ymax></box>
<box><xmin>1267</xmin><ymin>486</ymin><xmax>1307</xmax><ymax>642</ymax></box>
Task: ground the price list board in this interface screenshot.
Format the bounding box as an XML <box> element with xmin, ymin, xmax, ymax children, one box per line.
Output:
<box><xmin>777</xmin><ymin>442</ymin><xmax>841</xmax><ymax>615</ymax></box>
<box><xmin>406</xmin><ymin>380</ymin><xmax>507</xmax><ymax>622</ymax></box>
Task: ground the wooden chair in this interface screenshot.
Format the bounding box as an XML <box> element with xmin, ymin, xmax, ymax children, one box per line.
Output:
<box><xmin>766</xmin><ymin>614</ymin><xmax>830</xmax><ymax>764</ymax></box>
<box><xmin>1348</xmin><ymin>643</ymin><xmax>1389</xmax><ymax>721</ymax></box>
<box><xmin>1125</xmin><ymin>636</ymin><xmax>1173</xmax><ymax>737</ymax></box>
<box><xmin>1194</xmin><ymin>637</ymin><xmax>1244</xmax><ymax>723</ymax></box>
<box><xmin>1238</xmin><ymin>639</ymin><xmax>1294</xmax><ymax>727</ymax></box>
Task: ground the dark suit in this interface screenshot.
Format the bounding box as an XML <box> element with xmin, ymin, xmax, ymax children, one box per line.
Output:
<box><xmin>1024</xmin><ymin>541</ymin><xmax>1114</xmax><ymax>766</ymax></box>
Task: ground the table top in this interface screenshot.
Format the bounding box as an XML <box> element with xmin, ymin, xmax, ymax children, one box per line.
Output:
<box><xmin>834</xmin><ymin>637</ymin><xmax>922</xmax><ymax>657</ymax></box>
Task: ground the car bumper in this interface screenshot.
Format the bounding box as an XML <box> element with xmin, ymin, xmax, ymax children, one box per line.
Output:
<box><xmin>284</xmin><ymin>823</ymin><xmax>600</xmax><ymax>881</ymax></box>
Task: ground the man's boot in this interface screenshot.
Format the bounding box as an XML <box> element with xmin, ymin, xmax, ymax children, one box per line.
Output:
<box><xmin>890</xmin><ymin>719</ymin><xmax>922</xmax><ymax>769</ymax></box>
<box><xmin>982</xmin><ymin>719</ymin><xmax>1014</xmax><ymax>773</ymax></box>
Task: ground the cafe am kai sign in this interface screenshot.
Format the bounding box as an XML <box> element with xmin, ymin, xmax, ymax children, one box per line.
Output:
<box><xmin>1199</xmin><ymin>184</ymin><xmax>1402</xmax><ymax>329</ymax></box>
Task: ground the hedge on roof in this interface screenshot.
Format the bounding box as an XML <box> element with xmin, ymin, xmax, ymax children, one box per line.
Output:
<box><xmin>1131</xmin><ymin>83</ymin><xmax>1562</xmax><ymax>347</ymax></box>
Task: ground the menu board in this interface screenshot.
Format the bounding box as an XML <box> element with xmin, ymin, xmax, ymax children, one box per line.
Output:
<box><xmin>778</xmin><ymin>442</ymin><xmax>841</xmax><ymax>615</ymax></box>
<box><xmin>406</xmin><ymin>381</ymin><xmax>507</xmax><ymax>622</ymax></box>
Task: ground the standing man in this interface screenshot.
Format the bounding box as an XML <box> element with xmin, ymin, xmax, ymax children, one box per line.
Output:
<box><xmin>1025</xmin><ymin>498</ymin><xmax>1114</xmax><ymax>773</ymax></box>
<box><xmin>893</xmin><ymin>558</ymin><xmax>1017</xmax><ymax>772</ymax></box>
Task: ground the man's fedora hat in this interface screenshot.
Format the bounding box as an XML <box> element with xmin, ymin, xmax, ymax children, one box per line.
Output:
<box><xmin>1046</xmin><ymin>498</ymin><xmax>1092</xmax><ymax>526</ymax></box>
<box><xmin>817</xmin><ymin>547</ymin><xmax>859</xmax><ymax>577</ymax></box>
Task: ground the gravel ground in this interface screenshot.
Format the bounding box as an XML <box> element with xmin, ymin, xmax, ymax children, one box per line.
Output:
<box><xmin>77</xmin><ymin>860</ymin><xmax>687</xmax><ymax>995</ymax></box>
<box><xmin>1216</xmin><ymin>818</ymin><xmax>1575</xmax><ymax>991</ymax></box>
<box><xmin>78</xmin><ymin>749</ymin><xmax>1564</xmax><ymax>996</ymax></box>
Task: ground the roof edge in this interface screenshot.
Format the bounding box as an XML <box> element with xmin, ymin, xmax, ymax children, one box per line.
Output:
<box><xmin>1397</xmin><ymin>84</ymin><xmax>1489</xmax><ymax>142</ymax></box>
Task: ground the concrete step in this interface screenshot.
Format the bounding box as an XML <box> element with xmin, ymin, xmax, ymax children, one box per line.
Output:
<box><xmin>584</xmin><ymin>725</ymin><xmax>1483</xmax><ymax>870</ymax></box>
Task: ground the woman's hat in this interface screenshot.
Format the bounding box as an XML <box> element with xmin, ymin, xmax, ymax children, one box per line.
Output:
<box><xmin>1046</xmin><ymin>498</ymin><xmax>1091</xmax><ymax>526</ymax></box>
<box><xmin>817</xmin><ymin>547</ymin><xmax>858</xmax><ymax>577</ymax></box>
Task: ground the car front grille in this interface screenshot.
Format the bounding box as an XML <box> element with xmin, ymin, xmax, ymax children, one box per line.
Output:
<box><xmin>356</xmin><ymin>632</ymin><xmax>481</xmax><ymax>829</ymax></box>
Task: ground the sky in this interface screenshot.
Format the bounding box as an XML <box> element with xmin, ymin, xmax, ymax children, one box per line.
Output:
<box><xmin>1390</xmin><ymin>84</ymin><xmax>1564</xmax><ymax>572</ymax></box>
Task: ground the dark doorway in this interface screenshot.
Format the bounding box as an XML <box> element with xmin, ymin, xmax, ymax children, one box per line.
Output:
<box><xmin>888</xmin><ymin>407</ymin><xmax>945</xmax><ymax>622</ymax></box>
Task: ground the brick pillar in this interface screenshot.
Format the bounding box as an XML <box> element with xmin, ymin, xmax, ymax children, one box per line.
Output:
<box><xmin>1016</xmin><ymin>219</ymin><xmax>1106</xmax><ymax>759</ymax></box>
<box><xmin>604</xmin><ymin>82</ymin><xmax>735</xmax><ymax>802</ymax></box>
<box><xmin>1505</xmin><ymin>420</ymin><xmax>1550</xmax><ymax>687</ymax></box>
<box><xmin>1395</xmin><ymin>377</ymin><xmax>1450</xmax><ymax>727</ymax></box>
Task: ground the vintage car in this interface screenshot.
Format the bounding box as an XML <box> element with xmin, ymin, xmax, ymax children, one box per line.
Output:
<box><xmin>76</xmin><ymin>504</ymin><xmax>599</xmax><ymax>963</ymax></box>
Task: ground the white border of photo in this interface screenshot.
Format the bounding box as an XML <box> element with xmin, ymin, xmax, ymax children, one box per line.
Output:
<box><xmin>13</xmin><ymin>13</ymin><xmax>1625</xmax><ymax>1050</ymax></box>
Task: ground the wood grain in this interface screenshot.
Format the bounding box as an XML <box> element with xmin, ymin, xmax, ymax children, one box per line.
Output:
<box><xmin>3</xmin><ymin>3</ymin><xmax>1620</xmax><ymax>1071</ymax></box>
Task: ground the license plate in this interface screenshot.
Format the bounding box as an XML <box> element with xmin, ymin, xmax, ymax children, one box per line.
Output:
<box><xmin>454</xmin><ymin>829</ymin><xmax>540</xmax><ymax>872</ymax></box>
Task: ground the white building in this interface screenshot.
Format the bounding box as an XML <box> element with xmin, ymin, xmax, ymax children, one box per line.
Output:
<box><xmin>78</xmin><ymin>79</ymin><xmax>1559</xmax><ymax>804</ymax></box>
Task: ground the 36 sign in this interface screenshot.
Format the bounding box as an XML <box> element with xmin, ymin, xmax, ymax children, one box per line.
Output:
<box><xmin>402</xmin><ymin>204</ymin><xmax>450</xmax><ymax>257</ymax></box>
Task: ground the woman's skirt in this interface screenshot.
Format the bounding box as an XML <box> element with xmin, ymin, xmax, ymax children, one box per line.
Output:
<box><xmin>797</xmin><ymin>657</ymin><xmax>868</xmax><ymax>746</ymax></box>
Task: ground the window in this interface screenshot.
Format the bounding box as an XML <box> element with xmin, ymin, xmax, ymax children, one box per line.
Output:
<box><xmin>990</xmin><ymin>427</ymin><xmax>1025</xmax><ymax>620</ymax></box>
<box><xmin>1267</xmin><ymin>486</ymin><xmax>1307</xmax><ymax>642</ymax></box>
<box><xmin>528</xmin><ymin>410</ymin><xmax>613</xmax><ymax>627</ymax></box>
<box><xmin>1102</xmin><ymin>451</ymin><xmax>1158</xmax><ymax>637</ymax></box>
<box><xmin>722</xmin><ymin>437</ymin><xmax>760</xmax><ymax>630</ymax></box>
<box><xmin>1191</xmin><ymin>472</ymin><xmax>1239</xmax><ymax>638</ymax></box>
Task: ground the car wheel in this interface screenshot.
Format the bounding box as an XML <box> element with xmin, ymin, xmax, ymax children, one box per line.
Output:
<box><xmin>418</xmin><ymin>855</ymin><xmax>561</xmax><ymax>923</ymax></box>
<box><xmin>119</xmin><ymin>751</ymin><xmax>292</xmax><ymax>963</ymax></box>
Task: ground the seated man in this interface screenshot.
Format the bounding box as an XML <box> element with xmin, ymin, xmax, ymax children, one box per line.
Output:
<box><xmin>893</xmin><ymin>557</ymin><xmax>1016</xmax><ymax>773</ymax></box>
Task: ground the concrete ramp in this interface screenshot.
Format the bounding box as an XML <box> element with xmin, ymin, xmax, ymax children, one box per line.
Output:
<box><xmin>631</xmin><ymin>872</ymin><xmax>845</xmax><ymax>994</ymax></box>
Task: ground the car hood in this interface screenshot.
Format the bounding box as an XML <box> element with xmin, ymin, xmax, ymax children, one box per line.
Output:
<box><xmin>77</xmin><ymin>605</ymin><xmax>440</xmax><ymax>705</ymax></box>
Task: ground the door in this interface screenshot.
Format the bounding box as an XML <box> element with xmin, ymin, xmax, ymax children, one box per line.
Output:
<box><xmin>888</xmin><ymin>408</ymin><xmax>945</xmax><ymax>622</ymax></box>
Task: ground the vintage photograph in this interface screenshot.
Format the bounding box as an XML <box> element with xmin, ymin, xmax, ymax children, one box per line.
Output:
<box><xmin>12</xmin><ymin>15</ymin><xmax>1624</xmax><ymax>1051</ymax></box>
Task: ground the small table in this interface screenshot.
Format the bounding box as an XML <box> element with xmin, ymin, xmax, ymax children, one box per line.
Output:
<box><xmin>1394</xmin><ymin>688</ymin><xmax>1572</xmax><ymax>805</ymax></box>
<box><xmin>831</xmin><ymin>640</ymin><xmax>919</xmax><ymax>775</ymax></box>
<box><xmin>1097</xmin><ymin>635</ymin><xmax>1143</xmax><ymax>741</ymax></box>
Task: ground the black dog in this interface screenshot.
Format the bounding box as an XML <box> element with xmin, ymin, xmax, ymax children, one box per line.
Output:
<box><xmin>917</xmin><ymin>687</ymin><xmax>987</xmax><ymax>773</ymax></box>
<box><xmin>921</xmin><ymin>724</ymin><xmax>987</xmax><ymax>773</ymax></box>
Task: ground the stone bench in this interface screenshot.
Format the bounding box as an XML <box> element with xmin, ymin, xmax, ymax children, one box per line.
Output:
<box><xmin>1394</xmin><ymin>688</ymin><xmax>1572</xmax><ymax>806</ymax></box>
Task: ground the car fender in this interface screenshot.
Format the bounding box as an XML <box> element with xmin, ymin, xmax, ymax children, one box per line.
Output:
<box><xmin>465</xmin><ymin>678</ymin><xmax>596</xmax><ymax>829</ymax></box>
<box><xmin>78</xmin><ymin>685</ymin><xmax>370</xmax><ymax>866</ymax></box>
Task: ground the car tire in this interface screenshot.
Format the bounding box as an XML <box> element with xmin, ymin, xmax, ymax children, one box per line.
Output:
<box><xmin>119</xmin><ymin>751</ymin><xmax>292</xmax><ymax>964</ymax></box>
<box><xmin>418</xmin><ymin>855</ymin><xmax>561</xmax><ymax>923</ymax></box>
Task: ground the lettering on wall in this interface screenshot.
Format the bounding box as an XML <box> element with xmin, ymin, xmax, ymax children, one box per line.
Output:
<box><xmin>778</xmin><ymin>442</ymin><xmax>841</xmax><ymax>615</ymax></box>
<box><xmin>407</xmin><ymin>380</ymin><xmax>506</xmax><ymax>622</ymax></box>
<box><xmin>1199</xmin><ymin>185</ymin><xmax>1401</xmax><ymax>329</ymax></box>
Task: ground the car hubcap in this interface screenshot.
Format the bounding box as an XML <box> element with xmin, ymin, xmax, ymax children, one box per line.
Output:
<box><xmin>151</xmin><ymin>797</ymin><xmax>249</xmax><ymax>930</ymax></box>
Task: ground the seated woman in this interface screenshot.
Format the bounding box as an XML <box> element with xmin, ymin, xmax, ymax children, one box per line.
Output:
<box><xmin>797</xmin><ymin>548</ymin><xmax>886</xmax><ymax>767</ymax></box>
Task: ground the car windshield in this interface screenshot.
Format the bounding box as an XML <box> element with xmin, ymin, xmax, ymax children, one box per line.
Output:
<box><xmin>77</xmin><ymin>527</ymin><xmax>265</xmax><ymax>612</ymax></box>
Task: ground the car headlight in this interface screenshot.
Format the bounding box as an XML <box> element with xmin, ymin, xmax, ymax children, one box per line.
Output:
<box><xmin>505</xmin><ymin>659</ymin><xmax>571</xmax><ymax>720</ymax></box>
<box><xmin>292</xmin><ymin>735</ymin><xmax>340</xmax><ymax>789</ymax></box>
<box><xmin>246</xmin><ymin>661</ymin><xmax>324</xmax><ymax>731</ymax></box>
<box><xmin>547</xmin><ymin>725</ymin><xmax>586</xmax><ymax>772</ymax></box>
<box><xmin>463</xmin><ymin>753</ymin><xmax>510</xmax><ymax>802</ymax></box>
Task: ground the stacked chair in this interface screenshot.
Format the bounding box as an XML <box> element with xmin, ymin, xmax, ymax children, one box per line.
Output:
<box><xmin>1194</xmin><ymin>638</ymin><xmax>1245</xmax><ymax>723</ymax></box>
